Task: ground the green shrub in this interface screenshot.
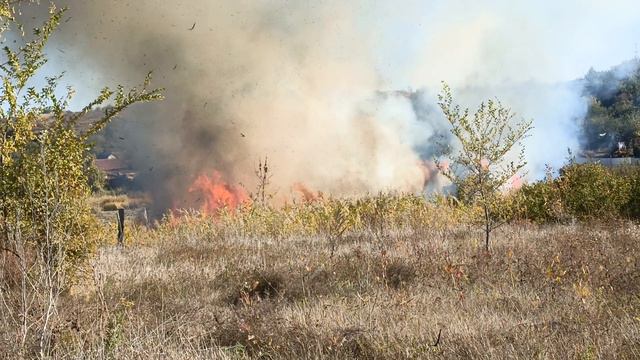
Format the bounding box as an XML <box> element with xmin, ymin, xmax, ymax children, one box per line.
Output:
<box><xmin>627</xmin><ymin>174</ymin><xmax>640</xmax><ymax>219</ymax></box>
<box><xmin>514</xmin><ymin>163</ymin><xmax>640</xmax><ymax>223</ymax></box>
<box><xmin>515</xmin><ymin>180</ymin><xmax>563</xmax><ymax>224</ymax></box>
<box><xmin>611</xmin><ymin>165</ymin><xmax>640</xmax><ymax>219</ymax></box>
<box><xmin>557</xmin><ymin>163</ymin><xmax>631</xmax><ymax>219</ymax></box>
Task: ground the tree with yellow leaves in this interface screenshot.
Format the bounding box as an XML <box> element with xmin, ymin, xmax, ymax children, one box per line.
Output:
<box><xmin>0</xmin><ymin>1</ymin><xmax>162</xmax><ymax>355</ymax></box>
<box><xmin>438</xmin><ymin>83</ymin><xmax>532</xmax><ymax>251</ymax></box>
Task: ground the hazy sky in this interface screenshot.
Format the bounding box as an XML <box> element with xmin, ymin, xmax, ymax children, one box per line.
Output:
<box><xmin>364</xmin><ymin>0</ymin><xmax>640</xmax><ymax>89</ymax></box>
<box><xmin>37</xmin><ymin>0</ymin><xmax>640</xmax><ymax>106</ymax></box>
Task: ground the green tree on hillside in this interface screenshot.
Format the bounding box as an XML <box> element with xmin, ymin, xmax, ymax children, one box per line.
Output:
<box><xmin>438</xmin><ymin>83</ymin><xmax>532</xmax><ymax>251</ymax></box>
<box><xmin>0</xmin><ymin>2</ymin><xmax>162</xmax><ymax>356</ymax></box>
<box><xmin>582</xmin><ymin>63</ymin><xmax>640</xmax><ymax>154</ymax></box>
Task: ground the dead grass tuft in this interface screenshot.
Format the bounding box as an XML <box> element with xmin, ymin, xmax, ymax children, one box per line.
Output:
<box><xmin>383</xmin><ymin>259</ymin><xmax>417</xmax><ymax>289</ymax></box>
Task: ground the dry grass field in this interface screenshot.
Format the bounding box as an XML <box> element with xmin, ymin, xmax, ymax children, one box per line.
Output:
<box><xmin>27</xmin><ymin>203</ymin><xmax>639</xmax><ymax>359</ymax></box>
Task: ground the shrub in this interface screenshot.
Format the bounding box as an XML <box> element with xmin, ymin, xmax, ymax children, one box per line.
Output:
<box><xmin>515</xmin><ymin>180</ymin><xmax>563</xmax><ymax>224</ymax></box>
<box><xmin>627</xmin><ymin>174</ymin><xmax>640</xmax><ymax>219</ymax></box>
<box><xmin>514</xmin><ymin>162</ymin><xmax>640</xmax><ymax>223</ymax></box>
<box><xmin>557</xmin><ymin>162</ymin><xmax>631</xmax><ymax>219</ymax></box>
<box><xmin>612</xmin><ymin>164</ymin><xmax>640</xmax><ymax>219</ymax></box>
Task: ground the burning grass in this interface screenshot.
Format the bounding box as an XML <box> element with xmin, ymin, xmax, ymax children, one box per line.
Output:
<box><xmin>2</xmin><ymin>195</ymin><xmax>640</xmax><ymax>359</ymax></box>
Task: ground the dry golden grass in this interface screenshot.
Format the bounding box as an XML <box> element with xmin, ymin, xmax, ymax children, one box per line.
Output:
<box><xmin>2</xmin><ymin>198</ymin><xmax>640</xmax><ymax>359</ymax></box>
<box><xmin>89</xmin><ymin>192</ymin><xmax>149</xmax><ymax>211</ymax></box>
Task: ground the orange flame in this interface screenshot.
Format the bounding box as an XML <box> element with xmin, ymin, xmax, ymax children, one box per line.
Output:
<box><xmin>436</xmin><ymin>159</ymin><xmax>450</xmax><ymax>172</ymax></box>
<box><xmin>418</xmin><ymin>160</ymin><xmax>438</xmax><ymax>187</ymax></box>
<box><xmin>508</xmin><ymin>174</ymin><xmax>523</xmax><ymax>191</ymax></box>
<box><xmin>188</xmin><ymin>170</ymin><xmax>249</xmax><ymax>214</ymax></box>
<box><xmin>293</xmin><ymin>182</ymin><xmax>323</xmax><ymax>202</ymax></box>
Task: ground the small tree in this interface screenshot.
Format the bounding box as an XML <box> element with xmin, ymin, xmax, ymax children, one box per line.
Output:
<box><xmin>437</xmin><ymin>83</ymin><xmax>532</xmax><ymax>251</ymax></box>
<box><xmin>0</xmin><ymin>2</ymin><xmax>162</xmax><ymax>356</ymax></box>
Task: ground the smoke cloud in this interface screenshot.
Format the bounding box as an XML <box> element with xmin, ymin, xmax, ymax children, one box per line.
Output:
<box><xmin>23</xmin><ymin>0</ymin><xmax>640</xmax><ymax>211</ymax></box>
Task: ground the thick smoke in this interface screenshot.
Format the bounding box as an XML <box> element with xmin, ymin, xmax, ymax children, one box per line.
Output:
<box><xmin>25</xmin><ymin>0</ymin><xmax>640</xmax><ymax>211</ymax></box>
<box><xmin>34</xmin><ymin>0</ymin><xmax>434</xmax><ymax>212</ymax></box>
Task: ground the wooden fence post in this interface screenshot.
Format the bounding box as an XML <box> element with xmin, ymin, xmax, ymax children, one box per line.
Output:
<box><xmin>117</xmin><ymin>208</ymin><xmax>125</xmax><ymax>247</ymax></box>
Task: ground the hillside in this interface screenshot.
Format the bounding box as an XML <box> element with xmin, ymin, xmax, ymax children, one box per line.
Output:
<box><xmin>581</xmin><ymin>59</ymin><xmax>640</xmax><ymax>156</ymax></box>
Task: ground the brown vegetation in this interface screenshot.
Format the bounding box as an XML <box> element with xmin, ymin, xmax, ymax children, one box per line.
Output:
<box><xmin>2</xmin><ymin>205</ymin><xmax>638</xmax><ymax>359</ymax></box>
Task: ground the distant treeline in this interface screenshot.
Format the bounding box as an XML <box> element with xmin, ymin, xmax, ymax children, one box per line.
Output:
<box><xmin>582</xmin><ymin>59</ymin><xmax>640</xmax><ymax>155</ymax></box>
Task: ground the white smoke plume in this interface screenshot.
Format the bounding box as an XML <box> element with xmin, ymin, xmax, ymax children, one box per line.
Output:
<box><xmin>22</xmin><ymin>0</ymin><xmax>640</xmax><ymax>210</ymax></box>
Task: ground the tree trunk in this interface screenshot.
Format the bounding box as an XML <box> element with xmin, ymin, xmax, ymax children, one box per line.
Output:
<box><xmin>484</xmin><ymin>205</ymin><xmax>490</xmax><ymax>251</ymax></box>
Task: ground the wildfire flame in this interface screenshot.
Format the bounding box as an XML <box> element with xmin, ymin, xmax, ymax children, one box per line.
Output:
<box><xmin>293</xmin><ymin>182</ymin><xmax>323</xmax><ymax>202</ymax></box>
<box><xmin>436</xmin><ymin>159</ymin><xmax>450</xmax><ymax>172</ymax></box>
<box><xmin>188</xmin><ymin>170</ymin><xmax>249</xmax><ymax>214</ymax></box>
<box><xmin>508</xmin><ymin>174</ymin><xmax>523</xmax><ymax>190</ymax></box>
